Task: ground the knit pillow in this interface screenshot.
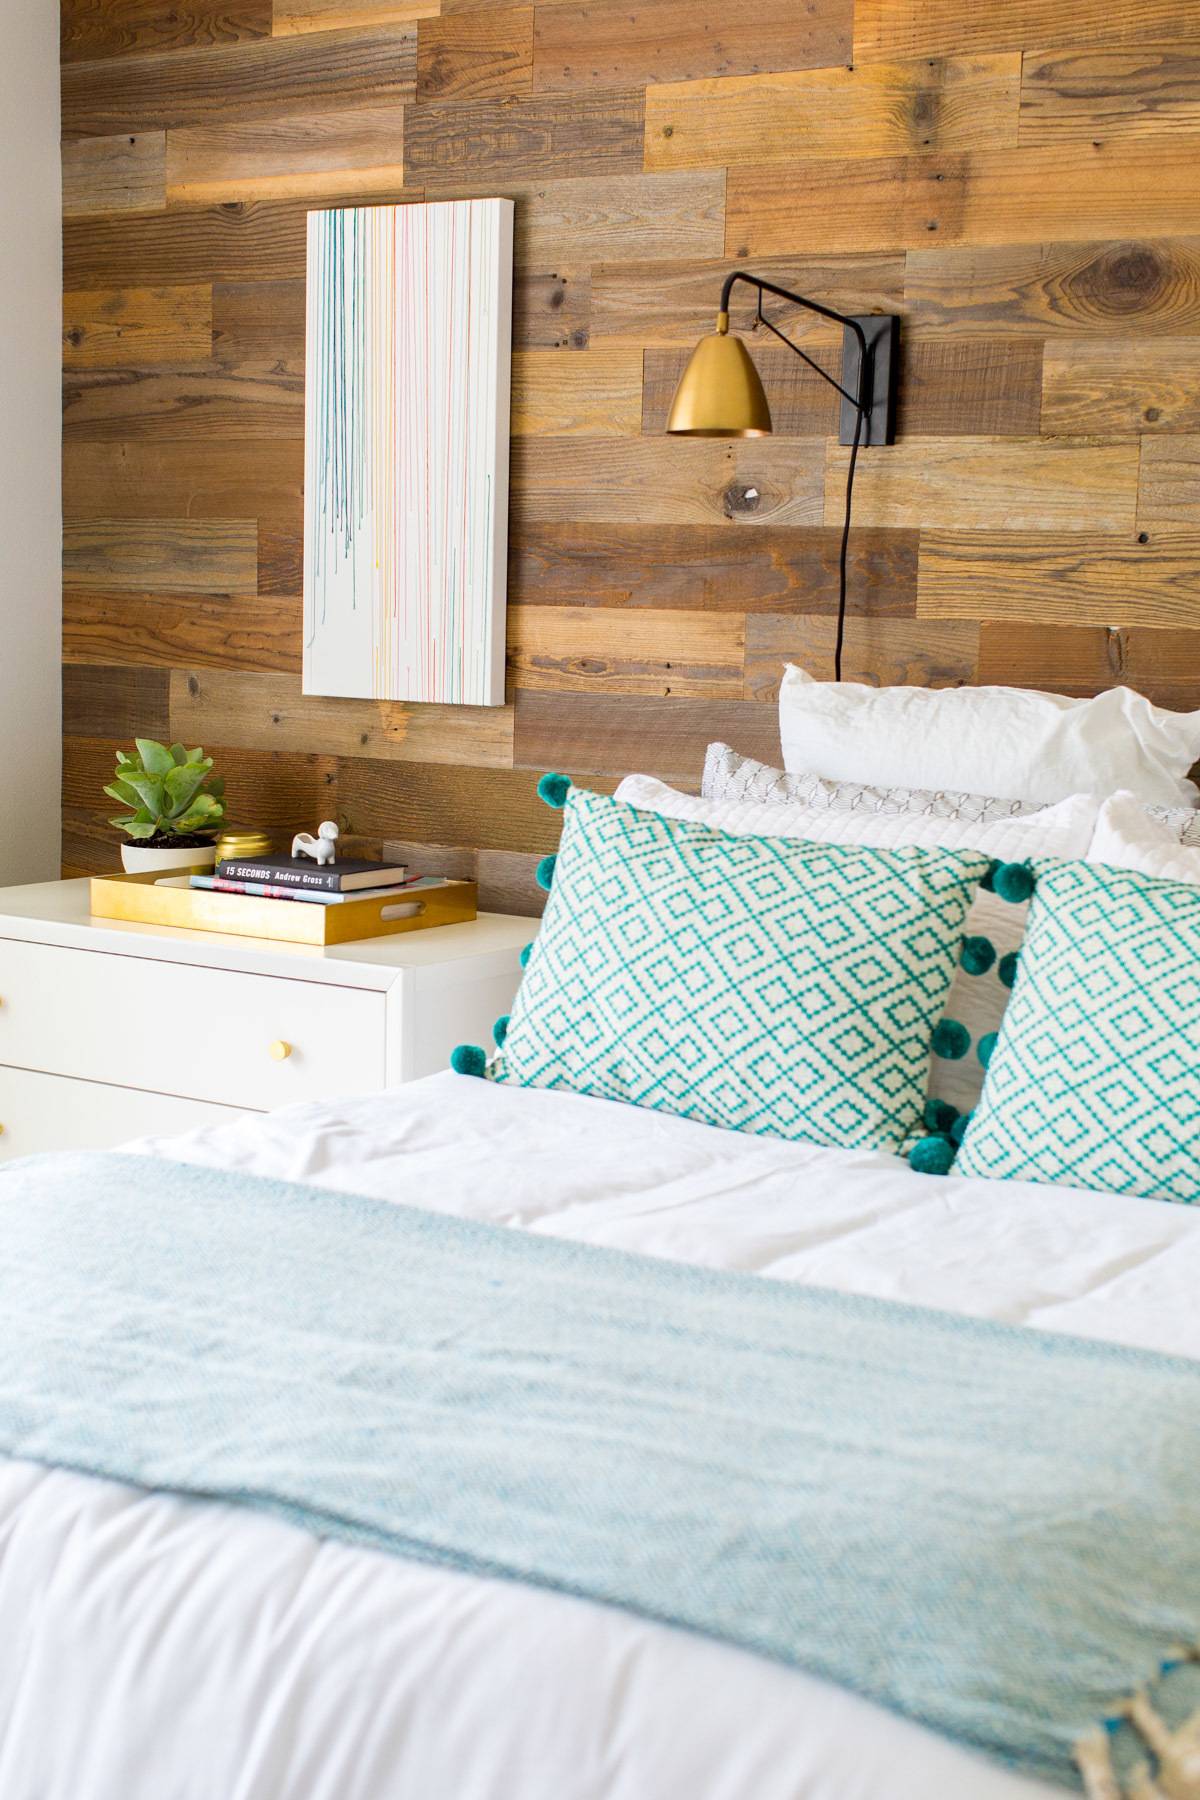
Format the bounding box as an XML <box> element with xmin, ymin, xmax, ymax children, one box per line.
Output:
<box><xmin>954</xmin><ymin>859</ymin><xmax>1200</xmax><ymax>1204</ymax></box>
<box><xmin>487</xmin><ymin>789</ymin><xmax>989</xmax><ymax>1155</ymax></box>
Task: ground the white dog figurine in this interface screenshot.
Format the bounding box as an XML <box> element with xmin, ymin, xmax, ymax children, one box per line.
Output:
<box><xmin>291</xmin><ymin>820</ymin><xmax>339</xmax><ymax>866</ymax></box>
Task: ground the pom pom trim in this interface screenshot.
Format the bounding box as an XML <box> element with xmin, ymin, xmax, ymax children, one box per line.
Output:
<box><xmin>492</xmin><ymin>1014</ymin><xmax>510</xmax><ymax>1048</ymax></box>
<box><xmin>991</xmin><ymin>859</ymin><xmax>1035</xmax><ymax>905</ymax></box>
<box><xmin>518</xmin><ymin>941</ymin><xmax>533</xmax><ymax>968</ymax></box>
<box><xmin>909</xmin><ymin>1135</ymin><xmax>956</xmax><ymax>1177</ymax></box>
<box><xmin>977</xmin><ymin>1030</ymin><xmax>999</xmax><ymax>1069</ymax></box>
<box><xmin>535</xmin><ymin>853</ymin><xmax>557</xmax><ymax>892</ymax></box>
<box><xmin>931</xmin><ymin>1019</ymin><xmax>970</xmax><ymax>1061</ymax></box>
<box><xmin>536</xmin><ymin>772</ymin><xmax>572</xmax><ymax>810</ymax></box>
<box><xmin>450</xmin><ymin>1043</ymin><xmax>487</xmax><ymax>1078</ymax></box>
<box><xmin>960</xmin><ymin>934</ymin><xmax>997</xmax><ymax>977</ymax></box>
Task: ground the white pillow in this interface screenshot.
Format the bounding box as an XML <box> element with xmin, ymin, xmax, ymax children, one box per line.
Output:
<box><xmin>616</xmin><ymin>774</ymin><xmax>1099</xmax><ymax>1116</ymax></box>
<box><xmin>1089</xmin><ymin>791</ymin><xmax>1200</xmax><ymax>885</ymax></box>
<box><xmin>778</xmin><ymin>663</ymin><xmax>1200</xmax><ymax>808</ymax></box>
<box><xmin>703</xmin><ymin>742</ymin><xmax>1037</xmax><ymax>823</ymax></box>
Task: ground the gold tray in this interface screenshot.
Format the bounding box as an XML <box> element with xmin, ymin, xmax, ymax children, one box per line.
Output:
<box><xmin>89</xmin><ymin>870</ymin><xmax>478</xmax><ymax>946</ymax></box>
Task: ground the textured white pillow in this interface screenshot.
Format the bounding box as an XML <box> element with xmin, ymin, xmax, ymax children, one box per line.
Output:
<box><xmin>703</xmin><ymin>742</ymin><xmax>1037</xmax><ymax>823</ymax></box>
<box><xmin>616</xmin><ymin>775</ymin><xmax>1099</xmax><ymax>1116</ymax></box>
<box><xmin>1089</xmin><ymin>791</ymin><xmax>1200</xmax><ymax>885</ymax></box>
<box><xmin>778</xmin><ymin>663</ymin><xmax>1200</xmax><ymax>808</ymax></box>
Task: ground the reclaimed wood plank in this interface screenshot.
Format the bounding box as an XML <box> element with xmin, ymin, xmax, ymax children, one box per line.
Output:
<box><xmin>63</xmin><ymin>590</ymin><xmax>300</xmax><ymax>672</ymax></box>
<box><xmin>728</xmin><ymin>140</ymin><xmax>1200</xmax><ymax>255</ymax></box>
<box><xmin>62</xmin><ymin>26</ymin><xmax>417</xmax><ymax>137</ymax></box>
<box><xmin>506</xmin><ymin>606</ymin><xmax>745</xmax><ymax>697</ymax></box>
<box><xmin>63</xmin><ymin>666</ymin><xmax>171</xmax><ymax>740</ymax></box>
<box><xmin>62</xmin><ymin>0</ymin><xmax>272</xmax><ymax>60</ymax></box>
<box><xmin>378</xmin><ymin>840</ymin><xmax>548</xmax><ymax>914</ymax></box>
<box><xmin>1138</xmin><ymin>435</ymin><xmax>1200</xmax><ymax>527</ymax></box>
<box><xmin>897</xmin><ymin>337</ymin><xmax>1043</xmax><ymax>436</ymax></box>
<box><xmin>513</xmin><ymin>690</ymin><xmax>781</xmax><ymax>780</ymax></box>
<box><xmin>744</xmin><ymin>615</ymin><xmax>979</xmax><ymax>696</ymax></box>
<box><xmin>590</xmin><ymin>253</ymin><xmax>904</xmax><ymax>348</ymax></box>
<box><xmin>513</xmin><ymin>269</ymin><xmax>590</xmax><ymax>349</ymax></box>
<box><xmin>63</xmin><ymin>285</ymin><xmax>213</xmax><ymax>368</ymax></box>
<box><xmin>64</xmin><ymin>440</ymin><xmax>303</xmax><ymax>523</ymax></box>
<box><xmin>337</xmin><ymin>758</ymin><xmax>577</xmax><ymax>853</ymax></box>
<box><xmin>273</xmin><ymin>0</ymin><xmax>438</xmax><ymax>32</ymax></box>
<box><xmin>166</xmin><ymin>102</ymin><xmax>406</xmax><ymax>204</ymax></box>
<box><xmin>170</xmin><ymin>670</ymin><xmax>515</xmax><ymax>766</ymax></box>
<box><xmin>644</xmin><ymin>56</ymin><xmax>1020</xmax><ymax>172</ymax></box>
<box><xmin>62</xmin><ymin>132</ymin><xmax>166</xmax><ymax>218</ymax></box>
<box><xmin>853</xmin><ymin>0</ymin><xmax>1200</xmax><ymax>59</ymax></box>
<box><xmin>416</xmin><ymin>7</ymin><xmax>533</xmax><ymax>100</ymax></box>
<box><xmin>512</xmin><ymin>437</ymin><xmax>825</xmax><ymax>527</ymax></box>
<box><xmin>826</xmin><ymin>438</ymin><xmax>1139</xmax><ymax>531</ymax></box>
<box><xmin>977</xmin><ymin>622</ymin><xmax>1200</xmax><ymax>709</ymax></box>
<box><xmin>63</xmin><ymin>520</ymin><xmax>259</xmax><ymax>596</ymax></box>
<box><xmin>1020</xmin><ymin>43</ymin><xmax>1200</xmax><ymax>144</ymax></box>
<box><xmin>404</xmin><ymin>90</ymin><xmax>644</xmax><ymax>185</ymax></box>
<box><xmin>533</xmin><ymin>0</ymin><xmax>852</xmax><ymax>91</ymax></box>
<box><xmin>511</xmin><ymin>349</ymin><xmax>642</xmax><ymax>435</ymax></box>
<box><xmin>642</xmin><ymin>338</ymin><xmax>1043</xmax><ymax>438</ymax></box>
<box><xmin>904</xmin><ymin>238</ymin><xmax>1200</xmax><ymax>336</ymax></box>
<box><xmin>257</xmin><ymin>525</ymin><xmax>302</xmax><ymax>595</ymax></box>
<box><xmin>1042</xmin><ymin>339</ymin><xmax>1200</xmax><ymax>433</ymax></box>
<box><xmin>918</xmin><ymin>530</ymin><xmax>1200</xmax><ymax>625</ymax></box>
<box><xmin>63</xmin><ymin>360</ymin><xmax>304</xmax><ymax>441</ymax></box>
<box><xmin>509</xmin><ymin>522</ymin><xmax>918</xmax><ymax>614</ymax></box>
<box><xmin>65</xmin><ymin>176</ymin><xmax>714</xmax><ymax>286</ymax></box>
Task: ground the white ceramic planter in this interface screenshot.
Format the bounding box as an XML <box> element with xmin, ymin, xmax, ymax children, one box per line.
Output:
<box><xmin>120</xmin><ymin>841</ymin><xmax>217</xmax><ymax>876</ymax></box>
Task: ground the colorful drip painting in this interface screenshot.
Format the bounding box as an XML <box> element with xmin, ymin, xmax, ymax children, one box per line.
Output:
<box><xmin>303</xmin><ymin>199</ymin><xmax>514</xmax><ymax>708</ymax></box>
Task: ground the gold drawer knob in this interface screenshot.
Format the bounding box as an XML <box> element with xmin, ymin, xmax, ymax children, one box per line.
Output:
<box><xmin>269</xmin><ymin>1040</ymin><xmax>292</xmax><ymax>1061</ymax></box>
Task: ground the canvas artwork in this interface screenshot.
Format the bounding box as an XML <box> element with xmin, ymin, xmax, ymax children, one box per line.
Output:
<box><xmin>303</xmin><ymin>198</ymin><xmax>514</xmax><ymax>708</ymax></box>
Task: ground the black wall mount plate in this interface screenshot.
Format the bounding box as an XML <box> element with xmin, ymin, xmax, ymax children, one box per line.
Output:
<box><xmin>838</xmin><ymin>314</ymin><xmax>900</xmax><ymax>447</ymax></box>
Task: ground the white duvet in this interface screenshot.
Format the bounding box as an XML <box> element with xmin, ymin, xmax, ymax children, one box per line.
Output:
<box><xmin>5</xmin><ymin>1073</ymin><xmax>1199</xmax><ymax>1800</ymax></box>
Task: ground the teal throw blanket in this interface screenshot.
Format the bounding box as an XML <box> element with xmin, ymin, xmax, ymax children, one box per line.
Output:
<box><xmin>1</xmin><ymin>1151</ymin><xmax>1198</xmax><ymax>1792</ymax></box>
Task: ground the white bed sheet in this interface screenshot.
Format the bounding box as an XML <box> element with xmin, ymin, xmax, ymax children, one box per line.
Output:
<box><xmin>5</xmin><ymin>1072</ymin><xmax>1199</xmax><ymax>1800</ymax></box>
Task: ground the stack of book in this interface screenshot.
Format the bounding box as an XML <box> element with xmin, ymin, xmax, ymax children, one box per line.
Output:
<box><xmin>196</xmin><ymin>851</ymin><xmax>422</xmax><ymax>905</ymax></box>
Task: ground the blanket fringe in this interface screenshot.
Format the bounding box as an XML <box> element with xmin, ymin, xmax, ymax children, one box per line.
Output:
<box><xmin>1076</xmin><ymin>1651</ymin><xmax>1200</xmax><ymax>1800</ymax></box>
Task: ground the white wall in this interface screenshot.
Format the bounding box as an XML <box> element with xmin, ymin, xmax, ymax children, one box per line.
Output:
<box><xmin>0</xmin><ymin>2</ymin><xmax>61</xmax><ymax>886</ymax></box>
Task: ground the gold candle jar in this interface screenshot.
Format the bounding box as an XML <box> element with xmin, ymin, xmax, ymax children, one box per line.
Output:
<box><xmin>214</xmin><ymin>828</ymin><xmax>275</xmax><ymax>866</ymax></box>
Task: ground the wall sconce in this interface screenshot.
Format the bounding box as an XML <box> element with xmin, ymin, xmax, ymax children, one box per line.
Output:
<box><xmin>667</xmin><ymin>271</ymin><xmax>900</xmax><ymax>680</ymax></box>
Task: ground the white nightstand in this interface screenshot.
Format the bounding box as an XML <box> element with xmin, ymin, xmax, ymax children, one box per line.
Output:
<box><xmin>0</xmin><ymin>880</ymin><xmax>533</xmax><ymax>1160</ymax></box>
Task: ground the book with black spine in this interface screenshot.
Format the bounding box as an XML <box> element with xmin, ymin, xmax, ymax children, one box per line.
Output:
<box><xmin>217</xmin><ymin>855</ymin><xmax>408</xmax><ymax>893</ymax></box>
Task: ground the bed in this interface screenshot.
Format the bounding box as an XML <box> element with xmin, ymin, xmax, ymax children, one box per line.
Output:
<box><xmin>3</xmin><ymin>1069</ymin><xmax>1198</xmax><ymax>1800</ymax></box>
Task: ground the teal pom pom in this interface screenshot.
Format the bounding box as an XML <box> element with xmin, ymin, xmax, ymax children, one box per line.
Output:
<box><xmin>931</xmin><ymin>1019</ymin><xmax>970</xmax><ymax>1060</ymax></box>
<box><xmin>998</xmin><ymin>950</ymin><xmax>1019</xmax><ymax>990</ymax></box>
<box><xmin>519</xmin><ymin>941</ymin><xmax>534</xmax><ymax>969</ymax></box>
<box><xmin>979</xmin><ymin>864</ymin><xmax>996</xmax><ymax>893</ymax></box>
<box><xmin>492</xmin><ymin>1014</ymin><xmax>510</xmax><ymax>1048</ymax></box>
<box><xmin>536</xmin><ymin>772</ymin><xmax>571</xmax><ymax>810</ymax></box>
<box><xmin>450</xmin><ymin>1044</ymin><xmax>487</xmax><ymax>1078</ymax></box>
<box><xmin>960</xmin><ymin>935</ymin><xmax>997</xmax><ymax>976</ymax></box>
<box><xmin>909</xmin><ymin>1135</ymin><xmax>956</xmax><ymax>1177</ymax></box>
<box><xmin>977</xmin><ymin>1031</ymin><xmax>999</xmax><ymax>1069</ymax></box>
<box><xmin>992</xmin><ymin>860</ymin><xmax>1035</xmax><ymax>904</ymax></box>
<box><xmin>535</xmin><ymin>853</ymin><xmax>557</xmax><ymax>891</ymax></box>
<box><xmin>924</xmin><ymin>1097</ymin><xmax>959</xmax><ymax>1135</ymax></box>
<box><xmin>950</xmin><ymin>1111</ymin><xmax>972</xmax><ymax>1146</ymax></box>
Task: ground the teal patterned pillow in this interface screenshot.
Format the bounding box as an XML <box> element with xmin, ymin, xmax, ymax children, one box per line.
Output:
<box><xmin>488</xmin><ymin>789</ymin><xmax>989</xmax><ymax>1153</ymax></box>
<box><xmin>955</xmin><ymin>859</ymin><xmax>1200</xmax><ymax>1203</ymax></box>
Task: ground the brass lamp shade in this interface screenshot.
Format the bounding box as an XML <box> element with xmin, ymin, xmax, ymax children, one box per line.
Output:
<box><xmin>666</xmin><ymin>325</ymin><xmax>772</xmax><ymax>437</ymax></box>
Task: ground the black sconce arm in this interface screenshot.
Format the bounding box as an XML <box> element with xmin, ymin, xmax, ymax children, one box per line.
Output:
<box><xmin>718</xmin><ymin>271</ymin><xmax>871</xmax><ymax>416</ymax></box>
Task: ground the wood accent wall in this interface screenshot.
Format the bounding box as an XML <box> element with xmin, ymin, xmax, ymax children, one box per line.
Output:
<box><xmin>61</xmin><ymin>1</ymin><xmax>1200</xmax><ymax>909</ymax></box>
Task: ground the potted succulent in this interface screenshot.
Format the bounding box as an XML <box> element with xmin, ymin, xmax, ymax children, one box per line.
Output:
<box><xmin>105</xmin><ymin>738</ymin><xmax>227</xmax><ymax>874</ymax></box>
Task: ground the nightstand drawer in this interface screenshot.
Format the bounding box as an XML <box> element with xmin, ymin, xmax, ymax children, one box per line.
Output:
<box><xmin>0</xmin><ymin>939</ymin><xmax>386</xmax><ymax>1109</ymax></box>
<box><xmin>0</xmin><ymin>1067</ymin><xmax>242</xmax><ymax>1161</ymax></box>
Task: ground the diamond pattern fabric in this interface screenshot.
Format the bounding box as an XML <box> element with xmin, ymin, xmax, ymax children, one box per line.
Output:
<box><xmin>955</xmin><ymin>859</ymin><xmax>1200</xmax><ymax>1203</ymax></box>
<box><xmin>488</xmin><ymin>789</ymin><xmax>989</xmax><ymax>1153</ymax></box>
